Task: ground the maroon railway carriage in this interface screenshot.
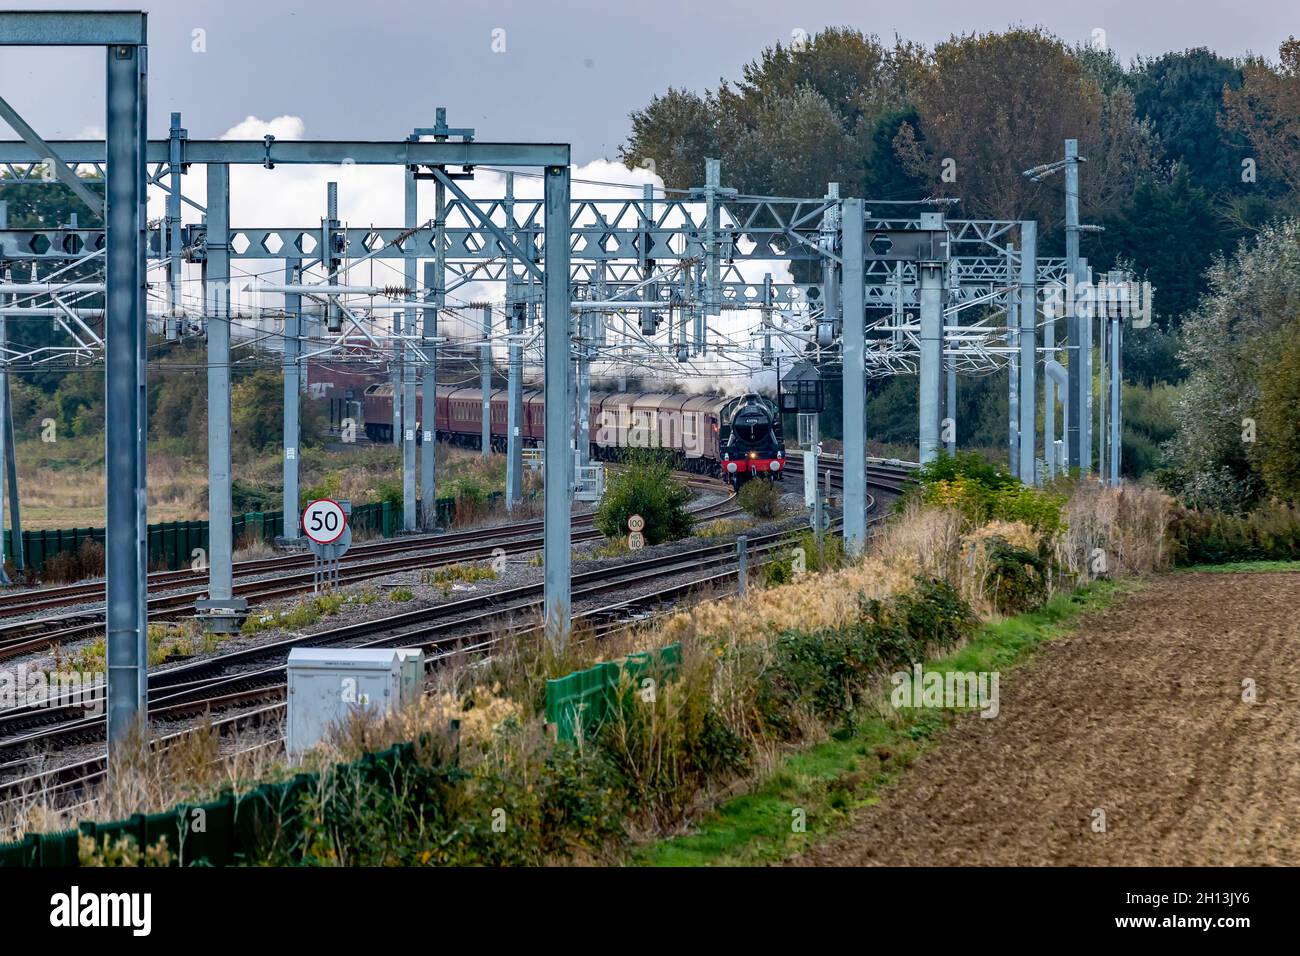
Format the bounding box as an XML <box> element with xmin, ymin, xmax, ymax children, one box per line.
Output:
<box><xmin>362</xmin><ymin>384</ymin><xmax>765</xmax><ymax>478</ymax></box>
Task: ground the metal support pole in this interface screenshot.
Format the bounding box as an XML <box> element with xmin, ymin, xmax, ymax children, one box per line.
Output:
<box><xmin>481</xmin><ymin>304</ymin><xmax>492</xmax><ymax>459</ymax></box>
<box><xmin>420</xmin><ymin>260</ymin><xmax>438</xmax><ymax>529</ymax></box>
<box><xmin>840</xmin><ymin>198</ymin><xmax>866</xmax><ymax>554</ymax></box>
<box><xmin>165</xmin><ymin>112</ymin><xmax>184</xmax><ymax>341</ymax></box>
<box><xmin>282</xmin><ymin>258</ymin><xmax>301</xmax><ymax>539</ymax></box>
<box><xmin>2</xmin><ymin>369</ymin><xmax>16</xmax><ymax>573</ymax></box>
<box><xmin>506</xmin><ymin>301</ymin><xmax>524</xmax><ymax>509</ymax></box>
<box><xmin>402</xmin><ymin>163</ymin><xmax>418</xmax><ymax>530</ymax></box>
<box><xmin>1098</xmin><ymin>283</ymin><xmax>1108</xmax><ymax>483</ymax></box>
<box><xmin>1081</xmin><ymin>261</ymin><xmax>1094</xmax><ymax>475</ymax></box>
<box><xmin>1064</xmin><ymin>139</ymin><xmax>1082</xmax><ymax>471</ymax></box>
<box><xmin>1110</xmin><ymin>314</ymin><xmax>1122</xmax><ymax>485</ymax></box>
<box><xmin>199</xmin><ymin>163</ymin><xmax>244</xmax><ymax>632</ymax></box>
<box><xmin>1044</xmin><ymin>291</ymin><xmax>1057</xmax><ymax>480</ymax></box>
<box><xmin>576</xmin><ymin>310</ymin><xmax>590</xmax><ymax>468</ymax></box>
<box><xmin>104</xmin><ymin>38</ymin><xmax>148</xmax><ymax>754</ymax></box>
<box><xmin>945</xmin><ymin>352</ymin><xmax>957</xmax><ymax>456</ymax></box>
<box><xmin>918</xmin><ymin>259</ymin><xmax>945</xmax><ymax>464</ymax></box>
<box><xmin>813</xmin><ymin>436</ymin><xmax>824</xmax><ymax>545</ymax></box>
<box><xmin>543</xmin><ymin>164</ymin><xmax>572</xmax><ymax>643</ymax></box>
<box><xmin>1005</xmin><ymin>243</ymin><xmax>1019</xmax><ymax>477</ymax></box>
<box><xmin>0</xmin><ymin>296</ymin><xmax>10</xmax><ymax>585</ymax></box>
<box><xmin>737</xmin><ymin>534</ymin><xmax>748</xmax><ymax>597</ymax></box>
<box><xmin>505</xmin><ymin>173</ymin><xmax>523</xmax><ymax>510</ymax></box>
<box><xmin>1018</xmin><ymin>223</ymin><xmax>1038</xmax><ymax>484</ymax></box>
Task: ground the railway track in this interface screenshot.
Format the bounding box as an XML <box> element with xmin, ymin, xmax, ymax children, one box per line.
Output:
<box><xmin>0</xmin><ymin>472</ymin><xmax>728</xmax><ymax>621</ymax></box>
<box><xmin>0</xmin><ymin>461</ymin><xmax>914</xmax><ymax>814</ymax></box>
<box><xmin>0</xmin><ymin>476</ymin><xmax>737</xmax><ymax>662</ymax></box>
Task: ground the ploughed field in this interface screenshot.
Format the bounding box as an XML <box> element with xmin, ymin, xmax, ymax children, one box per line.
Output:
<box><xmin>790</xmin><ymin>570</ymin><xmax>1300</xmax><ymax>866</ymax></box>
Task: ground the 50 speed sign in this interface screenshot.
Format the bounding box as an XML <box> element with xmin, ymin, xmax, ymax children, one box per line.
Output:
<box><xmin>302</xmin><ymin>498</ymin><xmax>347</xmax><ymax>544</ymax></box>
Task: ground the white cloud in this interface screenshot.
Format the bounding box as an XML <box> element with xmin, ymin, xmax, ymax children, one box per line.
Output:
<box><xmin>146</xmin><ymin>116</ymin><xmax>795</xmax><ymax>392</ymax></box>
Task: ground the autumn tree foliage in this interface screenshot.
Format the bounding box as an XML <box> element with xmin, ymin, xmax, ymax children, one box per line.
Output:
<box><xmin>1222</xmin><ymin>37</ymin><xmax>1300</xmax><ymax>201</ymax></box>
<box><xmin>891</xmin><ymin>29</ymin><xmax>1155</xmax><ymax>222</ymax></box>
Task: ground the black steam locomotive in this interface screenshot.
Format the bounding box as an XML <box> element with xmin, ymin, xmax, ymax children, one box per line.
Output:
<box><xmin>720</xmin><ymin>393</ymin><xmax>785</xmax><ymax>489</ymax></box>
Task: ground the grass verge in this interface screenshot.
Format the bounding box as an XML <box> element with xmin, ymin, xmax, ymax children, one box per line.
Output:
<box><xmin>1175</xmin><ymin>560</ymin><xmax>1300</xmax><ymax>574</ymax></box>
<box><xmin>632</xmin><ymin>578</ymin><xmax>1133</xmax><ymax>867</ymax></box>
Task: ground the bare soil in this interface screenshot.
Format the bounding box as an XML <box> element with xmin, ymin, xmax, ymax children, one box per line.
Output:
<box><xmin>789</xmin><ymin>570</ymin><xmax>1300</xmax><ymax>866</ymax></box>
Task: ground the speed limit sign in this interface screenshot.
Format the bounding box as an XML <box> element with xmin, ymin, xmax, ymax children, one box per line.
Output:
<box><xmin>627</xmin><ymin>514</ymin><xmax>645</xmax><ymax>533</ymax></box>
<box><xmin>303</xmin><ymin>498</ymin><xmax>347</xmax><ymax>544</ymax></box>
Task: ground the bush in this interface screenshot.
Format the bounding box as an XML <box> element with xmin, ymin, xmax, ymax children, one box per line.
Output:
<box><xmin>915</xmin><ymin>451</ymin><xmax>1018</xmax><ymax>492</ymax></box>
<box><xmin>291</xmin><ymin>730</ymin><xmax>627</xmax><ymax>866</ymax></box>
<box><xmin>41</xmin><ymin>539</ymin><xmax>105</xmax><ymax>584</ymax></box>
<box><xmin>915</xmin><ymin>454</ymin><xmax>1066</xmax><ymax>535</ymax></box>
<box><xmin>231</xmin><ymin>478</ymin><xmax>278</xmax><ymax>513</ymax></box>
<box><xmin>755</xmin><ymin>576</ymin><xmax>977</xmax><ymax>738</ymax></box>
<box><xmin>980</xmin><ymin>536</ymin><xmax>1050</xmax><ymax>615</ymax></box>
<box><xmin>737</xmin><ymin>478</ymin><xmax>782</xmax><ymax>518</ymax></box>
<box><xmin>595</xmin><ymin>453</ymin><xmax>693</xmax><ymax>545</ymax></box>
<box><xmin>1168</xmin><ymin>502</ymin><xmax>1300</xmax><ymax>565</ymax></box>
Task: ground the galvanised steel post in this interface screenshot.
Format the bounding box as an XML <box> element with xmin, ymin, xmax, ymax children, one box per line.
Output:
<box><xmin>504</xmin><ymin>172</ymin><xmax>523</xmax><ymax>510</ymax></box>
<box><xmin>1005</xmin><ymin>242</ymin><xmax>1019</xmax><ymax>477</ymax></box>
<box><xmin>2</xmin><ymin>367</ymin><xmax>17</xmax><ymax>574</ymax></box>
<box><xmin>945</xmin><ymin>258</ymin><xmax>958</xmax><ymax>456</ymax></box>
<box><xmin>1109</xmin><ymin>312</ymin><xmax>1122</xmax><ymax>485</ymax></box>
<box><xmin>1018</xmin><ymin>222</ymin><xmax>1038</xmax><ymax>484</ymax></box>
<box><xmin>420</xmin><ymin>260</ymin><xmax>438</xmax><ymax>529</ymax></box>
<box><xmin>945</xmin><ymin>348</ymin><xmax>957</xmax><ymax>456</ymax></box>
<box><xmin>576</xmin><ymin>309</ymin><xmax>590</xmax><ymax>468</ymax></box>
<box><xmin>506</xmin><ymin>295</ymin><xmax>523</xmax><ymax>509</ymax></box>
<box><xmin>1081</xmin><ymin>261</ymin><xmax>1094</xmax><ymax>475</ymax></box>
<box><xmin>1043</xmin><ymin>289</ymin><xmax>1057</xmax><ymax>479</ymax></box>
<box><xmin>165</xmin><ymin>111</ymin><xmax>184</xmax><ymax>342</ymax></box>
<box><xmin>282</xmin><ymin>258</ymin><xmax>301</xmax><ymax>538</ymax></box>
<box><xmin>481</xmin><ymin>304</ymin><xmax>492</xmax><ymax>459</ymax></box>
<box><xmin>202</xmin><ymin>163</ymin><xmax>243</xmax><ymax>632</ymax></box>
<box><xmin>105</xmin><ymin>36</ymin><xmax>148</xmax><ymax>752</ymax></box>
<box><xmin>0</xmin><ymin>285</ymin><xmax>10</xmax><ymax>586</ymax></box>
<box><xmin>1064</xmin><ymin>139</ymin><xmax>1081</xmax><ymax>471</ymax></box>
<box><xmin>543</xmin><ymin>164</ymin><xmax>572</xmax><ymax>644</ymax></box>
<box><xmin>402</xmin><ymin>160</ymin><xmax>418</xmax><ymax>531</ymax></box>
<box><xmin>737</xmin><ymin>535</ymin><xmax>748</xmax><ymax>597</ymax></box>
<box><xmin>839</xmin><ymin>198</ymin><xmax>867</xmax><ymax>554</ymax></box>
<box><xmin>918</xmin><ymin>255</ymin><xmax>945</xmax><ymax>463</ymax></box>
<box><xmin>1098</xmin><ymin>278</ymin><xmax>1108</xmax><ymax>483</ymax></box>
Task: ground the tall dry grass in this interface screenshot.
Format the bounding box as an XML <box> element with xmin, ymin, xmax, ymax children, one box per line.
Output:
<box><xmin>1054</xmin><ymin>482</ymin><xmax>1174</xmax><ymax>583</ymax></box>
<box><xmin>1</xmin><ymin>717</ymin><xmax>284</xmax><ymax>840</ymax></box>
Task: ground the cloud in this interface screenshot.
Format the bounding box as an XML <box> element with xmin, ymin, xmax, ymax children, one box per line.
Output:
<box><xmin>148</xmin><ymin>116</ymin><xmax>796</xmax><ymax>394</ymax></box>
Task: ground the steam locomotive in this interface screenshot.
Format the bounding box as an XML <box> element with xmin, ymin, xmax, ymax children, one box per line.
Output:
<box><xmin>360</xmin><ymin>383</ymin><xmax>784</xmax><ymax>485</ymax></box>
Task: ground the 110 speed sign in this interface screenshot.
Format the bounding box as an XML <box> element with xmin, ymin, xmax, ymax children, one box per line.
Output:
<box><xmin>302</xmin><ymin>498</ymin><xmax>347</xmax><ymax>544</ymax></box>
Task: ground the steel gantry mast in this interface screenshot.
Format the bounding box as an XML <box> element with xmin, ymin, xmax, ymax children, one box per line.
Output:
<box><xmin>0</xmin><ymin>119</ymin><xmax>1148</xmax><ymax>678</ymax></box>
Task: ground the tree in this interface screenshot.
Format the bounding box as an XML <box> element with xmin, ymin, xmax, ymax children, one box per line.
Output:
<box><xmin>1252</xmin><ymin>331</ymin><xmax>1300</xmax><ymax>503</ymax></box>
<box><xmin>621</xmin><ymin>88</ymin><xmax>718</xmax><ymax>190</ymax></box>
<box><xmin>1130</xmin><ymin>48</ymin><xmax>1245</xmax><ymax>195</ymax></box>
<box><xmin>892</xmin><ymin>29</ymin><xmax>1154</xmax><ymax>222</ymax></box>
<box><xmin>722</xmin><ymin>87</ymin><xmax>858</xmax><ymax>197</ymax></box>
<box><xmin>1161</xmin><ymin>219</ymin><xmax>1300</xmax><ymax>510</ymax></box>
<box><xmin>595</xmin><ymin>452</ymin><xmax>693</xmax><ymax>544</ymax></box>
<box><xmin>1103</xmin><ymin>164</ymin><xmax>1226</xmax><ymax>325</ymax></box>
<box><xmin>1222</xmin><ymin>38</ymin><xmax>1300</xmax><ymax>201</ymax></box>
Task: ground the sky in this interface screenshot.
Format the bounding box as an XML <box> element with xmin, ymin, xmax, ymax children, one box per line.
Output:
<box><xmin>0</xmin><ymin>0</ymin><xmax>1293</xmax><ymax>164</ymax></box>
<box><xmin>0</xmin><ymin>0</ymin><xmax>1292</xmax><ymax>388</ymax></box>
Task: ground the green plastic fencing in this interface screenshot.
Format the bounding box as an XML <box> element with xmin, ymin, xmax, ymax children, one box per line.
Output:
<box><xmin>546</xmin><ymin>643</ymin><xmax>682</xmax><ymax>743</ymax></box>
<box><xmin>2</xmin><ymin>491</ymin><xmax>515</xmax><ymax>574</ymax></box>
<box><xmin>0</xmin><ymin>741</ymin><xmax>430</xmax><ymax>867</ymax></box>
